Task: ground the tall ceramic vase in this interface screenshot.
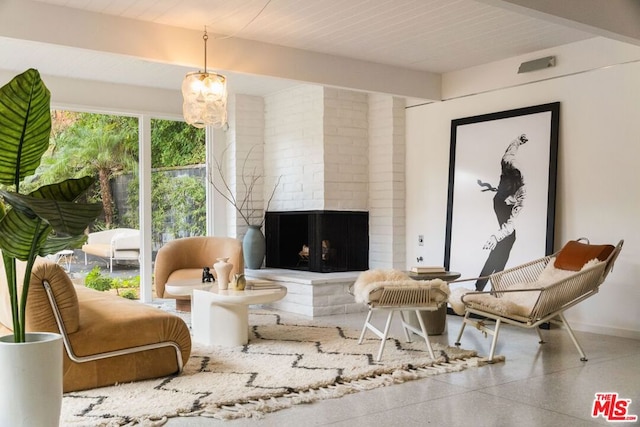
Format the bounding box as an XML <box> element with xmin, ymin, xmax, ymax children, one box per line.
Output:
<box><xmin>243</xmin><ymin>225</ymin><xmax>266</xmax><ymax>269</ymax></box>
<box><xmin>214</xmin><ymin>257</ymin><xmax>233</xmax><ymax>290</ymax></box>
<box><xmin>0</xmin><ymin>332</ymin><xmax>63</xmax><ymax>427</ymax></box>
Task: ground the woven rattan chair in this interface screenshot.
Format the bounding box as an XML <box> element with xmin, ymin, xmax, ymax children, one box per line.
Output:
<box><xmin>350</xmin><ymin>270</ymin><xmax>450</xmax><ymax>361</ymax></box>
<box><xmin>453</xmin><ymin>238</ymin><xmax>623</xmax><ymax>363</ymax></box>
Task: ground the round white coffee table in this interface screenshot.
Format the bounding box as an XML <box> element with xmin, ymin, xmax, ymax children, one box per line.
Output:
<box><xmin>165</xmin><ymin>280</ymin><xmax>214</xmax><ymax>312</ymax></box>
<box><xmin>192</xmin><ymin>283</ymin><xmax>287</xmax><ymax>347</ymax></box>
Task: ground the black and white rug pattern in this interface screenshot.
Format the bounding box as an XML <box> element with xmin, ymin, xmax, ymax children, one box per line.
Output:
<box><xmin>61</xmin><ymin>311</ymin><xmax>485</xmax><ymax>426</ymax></box>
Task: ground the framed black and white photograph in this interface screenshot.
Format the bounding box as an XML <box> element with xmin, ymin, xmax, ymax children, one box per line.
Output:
<box><xmin>444</xmin><ymin>102</ymin><xmax>560</xmax><ymax>291</ymax></box>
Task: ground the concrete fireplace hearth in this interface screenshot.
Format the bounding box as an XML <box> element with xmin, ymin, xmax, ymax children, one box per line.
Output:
<box><xmin>246</xmin><ymin>268</ymin><xmax>365</xmax><ymax>317</ymax></box>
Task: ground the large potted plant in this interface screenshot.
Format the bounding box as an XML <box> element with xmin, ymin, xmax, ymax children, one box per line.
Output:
<box><xmin>0</xmin><ymin>69</ymin><xmax>102</xmax><ymax>426</ymax></box>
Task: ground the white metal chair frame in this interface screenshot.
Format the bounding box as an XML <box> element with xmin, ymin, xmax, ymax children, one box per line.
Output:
<box><xmin>42</xmin><ymin>280</ymin><xmax>184</xmax><ymax>371</ymax></box>
<box><xmin>454</xmin><ymin>240</ymin><xmax>623</xmax><ymax>363</ymax></box>
<box><xmin>357</xmin><ymin>284</ymin><xmax>449</xmax><ymax>361</ymax></box>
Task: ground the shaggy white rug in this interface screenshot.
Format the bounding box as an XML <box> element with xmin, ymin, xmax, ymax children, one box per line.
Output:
<box><xmin>60</xmin><ymin>310</ymin><xmax>487</xmax><ymax>426</ymax></box>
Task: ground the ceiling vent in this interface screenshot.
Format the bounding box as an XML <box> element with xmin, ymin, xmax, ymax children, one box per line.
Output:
<box><xmin>518</xmin><ymin>56</ymin><xmax>556</xmax><ymax>73</ymax></box>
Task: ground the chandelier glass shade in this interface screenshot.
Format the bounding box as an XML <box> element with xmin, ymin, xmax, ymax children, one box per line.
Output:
<box><xmin>182</xmin><ymin>30</ymin><xmax>228</xmax><ymax>128</ymax></box>
<box><xmin>182</xmin><ymin>71</ymin><xmax>227</xmax><ymax>128</ymax></box>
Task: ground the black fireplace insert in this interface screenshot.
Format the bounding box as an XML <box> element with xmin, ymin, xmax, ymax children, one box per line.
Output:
<box><xmin>265</xmin><ymin>210</ymin><xmax>368</xmax><ymax>272</ymax></box>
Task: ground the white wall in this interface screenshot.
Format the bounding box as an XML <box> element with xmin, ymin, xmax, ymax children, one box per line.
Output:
<box><xmin>406</xmin><ymin>55</ymin><xmax>640</xmax><ymax>339</ymax></box>
<box><xmin>442</xmin><ymin>37</ymin><xmax>640</xmax><ymax>100</ymax></box>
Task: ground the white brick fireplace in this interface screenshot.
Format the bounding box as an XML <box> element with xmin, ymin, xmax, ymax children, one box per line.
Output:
<box><xmin>223</xmin><ymin>86</ymin><xmax>407</xmax><ymax>315</ymax></box>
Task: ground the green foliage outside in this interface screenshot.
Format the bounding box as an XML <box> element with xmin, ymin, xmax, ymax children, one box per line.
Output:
<box><xmin>122</xmin><ymin>172</ymin><xmax>206</xmax><ymax>246</ymax></box>
<box><xmin>4</xmin><ymin>109</ymin><xmax>209</xmax><ymax>273</ymax></box>
<box><xmin>84</xmin><ymin>266</ymin><xmax>112</xmax><ymax>292</ymax></box>
<box><xmin>32</xmin><ymin>112</ymin><xmax>206</xmax><ymax>243</ymax></box>
<box><xmin>112</xmin><ymin>276</ymin><xmax>140</xmax><ymax>299</ymax></box>
<box><xmin>111</xmin><ymin>275</ymin><xmax>140</xmax><ymax>290</ymax></box>
<box><xmin>150</xmin><ymin>119</ymin><xmax>205</xmax><ymax>168</ymax></box>
<box><xmin>1</xmin><ymin>83</ymin><xmax>207</xmax><ymax>316</ymax></box>
<box><xmin>32</xmin><ymin>112</ymin><xmax>138</xmax><ymax>229</ymax></box>
<box><xmin>119</xmin><ymin>289</ymin><xmax>137</xmax><ymax>300</ymax></box>
<box><xmin>84</xmin><ymin>266</ymin><xmax>140</xmax><ymax>299</ymax></box>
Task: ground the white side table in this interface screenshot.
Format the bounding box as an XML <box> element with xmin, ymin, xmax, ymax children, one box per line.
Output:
<box><xmin>47</xmin><ymin>249</ymin><xmax>75</xmax><ymax>272</ymax></box>
<box><xmin>192</xmin><ymin>283</ymin><xmax>287</xmax><ymax>347</ymax></box>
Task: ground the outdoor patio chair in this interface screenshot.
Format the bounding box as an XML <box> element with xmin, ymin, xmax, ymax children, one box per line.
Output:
<box><xmin>453</xmin><ymin>238</ymin><xmax>623</xmax><ymax>362</ymax></box>
<box><xmin>81</xmin><ymin>228</ymin><xmax>140</xmax><ymax>272</ymax></box>
<box><xmin>350</xmin><ymin>269</ymin><xmax>450</xmax><ymax>361</ymax></box>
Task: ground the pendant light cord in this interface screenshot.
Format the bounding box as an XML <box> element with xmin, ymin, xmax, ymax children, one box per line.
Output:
<box><xmin>203</xmin><ymin>29</ymin><xmax>208</xmax><ymax>73</ymax></box>
<box><xmin>214</xmin><ymin>0</ymin><xmax>272</xmax><ymax>40</ymax></box>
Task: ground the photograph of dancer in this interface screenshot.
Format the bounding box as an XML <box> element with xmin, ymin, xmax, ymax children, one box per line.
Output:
<box><xmin>474</xmin><ymin>134</ymin><xmax>527</xmax><ymax>291</ymax></box>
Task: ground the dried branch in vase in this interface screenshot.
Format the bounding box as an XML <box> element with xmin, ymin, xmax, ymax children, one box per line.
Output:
<box><xmin>209</xmin><ymin>145</ymin><xmax>281</xmax><ymax>227</ymax></box>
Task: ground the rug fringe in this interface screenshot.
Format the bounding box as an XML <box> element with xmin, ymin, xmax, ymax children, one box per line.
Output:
<box><xmin>197</xmin><ymin>356</ymin><xmax>494</xmax><ymax>421</ymax></box>
<box><xmin>67</xmin><ymin>356</ymin><xmax>503</xmax><ymax>425</ymax></box>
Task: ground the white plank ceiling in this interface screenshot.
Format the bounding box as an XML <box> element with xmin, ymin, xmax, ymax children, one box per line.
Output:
<box><xmin>0</xmin><ymin>0</ymin><xmax>604</xmax><ymax>96</ymax></box>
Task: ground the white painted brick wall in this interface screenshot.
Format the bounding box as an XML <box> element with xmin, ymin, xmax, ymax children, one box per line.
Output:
<box><xmin>264</xmin><ymin>86</ymin><xmax>369</xmax><ymax>211</ymax></box>
<box><xmin>323</xmin><ymin>88</ymin><xmax>369</xmax><ymax>211</ymax></box>
<box><xmin>265</xmin><ymin>86</ymin><xmax>325</xmax><ymax>211</ymax></box>
<box><xmin>224</xmin><ymin>94</ymin><xmax>265</xmax><ymax>238</ymax></box>
<box><xmin>368</xmin><ymin>94</ymin><xmax>406</xmax><ymax>269</ymax></box>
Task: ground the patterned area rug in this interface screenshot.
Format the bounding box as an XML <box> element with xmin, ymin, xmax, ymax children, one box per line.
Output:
<box><xmin>61</xmin><ymin>310</ymin><xmax>489</xmax><ymax>426</ymax></box>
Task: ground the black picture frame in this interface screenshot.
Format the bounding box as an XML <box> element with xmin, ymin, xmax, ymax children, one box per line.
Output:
<box><xmin>444</xmin><ymin>102</ymin><xmax>559</xmax><ymax>291</ymax></box>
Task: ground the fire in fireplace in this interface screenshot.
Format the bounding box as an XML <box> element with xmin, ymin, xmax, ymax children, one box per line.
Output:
<box><xmin>264</xmin><ymin>210</ymin><xmax>368</xmax><ymax>273</ymax></box>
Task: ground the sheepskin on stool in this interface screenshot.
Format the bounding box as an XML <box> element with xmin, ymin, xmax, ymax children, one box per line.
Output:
<box><xmin>351</xmin><ymin>269</ymin><xmax>412</xmax><ymax>303</ymax></box>
<box><xmin>351</xmin><ymin>268</ymin><xmax>450</xmax><ymax>361</ymax></box>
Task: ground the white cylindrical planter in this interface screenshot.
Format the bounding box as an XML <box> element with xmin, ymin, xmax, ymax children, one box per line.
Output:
<box><xmin>214</xmin><ymin>257</ymin><xmax>233</xmax><ymax>290</ymax></box>
<box><xmin>0</xmin><ymin>332</ymin><xmax>63</xmax><ymax>427</ymax></box>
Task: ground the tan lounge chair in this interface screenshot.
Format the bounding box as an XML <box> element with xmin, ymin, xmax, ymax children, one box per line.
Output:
<box><xmin>0</xmin><ymin>257</ymin><xmax>191</xmax><ymax>392</ymax></box>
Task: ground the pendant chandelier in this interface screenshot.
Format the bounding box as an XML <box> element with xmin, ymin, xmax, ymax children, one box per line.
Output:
<box><xmin>182</xmin><ymin>29</ymin><xmax>227</xmax><ymax>128</ymax></box>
